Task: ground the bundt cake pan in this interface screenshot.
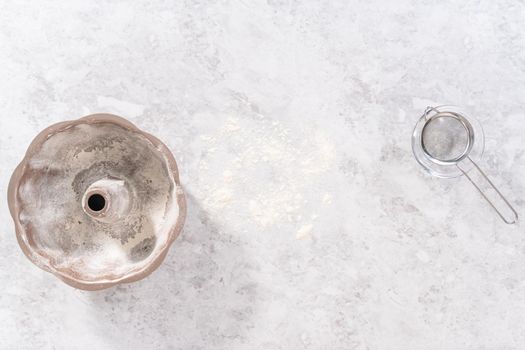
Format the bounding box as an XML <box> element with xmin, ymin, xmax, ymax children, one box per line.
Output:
<box><xmin>8</xmin><ymin>114</ymin><xmax>186</xmax><ymax>290</ymax></box>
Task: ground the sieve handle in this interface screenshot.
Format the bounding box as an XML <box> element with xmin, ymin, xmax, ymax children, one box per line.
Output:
<box><xmin>457</xmin><ymin>157</ymin><xmax>518</xmax><ymax>224</ymax></box>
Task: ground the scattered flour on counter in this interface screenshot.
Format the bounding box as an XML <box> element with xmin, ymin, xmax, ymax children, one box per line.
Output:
<box><xmin>296</xmin><ymin>224</ymin><xmax>313</xmax><ymax>240</ymax></box>
<box><xmin>193</xmin><ymin>114</ymin><xmax>336</xmax><ymax>230</ymax></box>
<box><xmin>322</xmin><ymin>193</ymin><xmax>333</xmax><ymax>204</ymax></box>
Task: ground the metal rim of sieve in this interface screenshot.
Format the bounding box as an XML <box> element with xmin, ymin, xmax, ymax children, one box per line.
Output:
<box><xmin>421</xmin><ymin>110</ymin><xmax>475</xmax><ymax>164</ymax></box>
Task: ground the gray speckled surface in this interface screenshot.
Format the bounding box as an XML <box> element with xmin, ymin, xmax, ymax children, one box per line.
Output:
<box><xmin>2</xmin><ymin>1</ymin><xmax>525</xmax><ymax>349</ymax></box>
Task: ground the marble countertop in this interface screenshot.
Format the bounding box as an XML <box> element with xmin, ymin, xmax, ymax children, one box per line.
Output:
<box><xmin>2</xmin><ymin>1</ymin><xmax>525</xmax><ymax>349</ymax></box>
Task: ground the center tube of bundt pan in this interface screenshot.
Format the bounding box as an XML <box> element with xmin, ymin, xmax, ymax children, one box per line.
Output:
<box><xmin>82</xmin><ymin>178</ymin><xmax>130</xmax><ymax>223</ymax></box>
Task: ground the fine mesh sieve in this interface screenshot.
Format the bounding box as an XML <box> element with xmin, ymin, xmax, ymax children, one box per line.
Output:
<box><xmin>412</xmin><ymin>106</ymin><xmax>518</xmax><ymax>224</ymax></box>
<box><xmin>422</xmin><ymin>112</ymin><xmax>472</xmax><ymax>162</ymax></box>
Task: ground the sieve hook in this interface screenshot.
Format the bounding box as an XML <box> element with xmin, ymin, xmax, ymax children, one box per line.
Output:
<box><xmin>423</xmin><ymin>106</ymin><xmax>441</xmax><ymax>120</ymax></box>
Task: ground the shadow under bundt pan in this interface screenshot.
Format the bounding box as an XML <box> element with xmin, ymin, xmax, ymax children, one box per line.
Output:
<box><xmin>8</xmin><ymin>114</ymin><xmax>187</xmax><ymax>290</ymax></box>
